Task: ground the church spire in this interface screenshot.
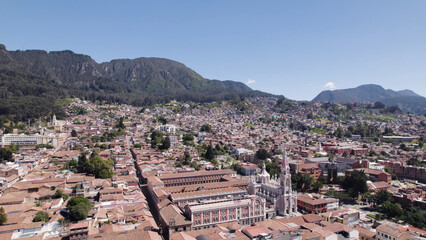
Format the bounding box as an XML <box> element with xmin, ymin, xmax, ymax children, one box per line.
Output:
<box><xmin>282</xmin><ymin>147</ymin><xmax>290</xmax><ymax>173</ymax></box>
<box><xmin>276</xmin><ymin>146</ymin><xmax>297</xmax><ymax>216</ymax></box>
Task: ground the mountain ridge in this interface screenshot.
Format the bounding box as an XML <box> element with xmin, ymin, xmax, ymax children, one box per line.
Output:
<box><xmin>312</xmin><ymin>84</ymin><xmax>426</xmax><ymax>114</ymax></box>
<box><xmin>0</xmin><ymin>44</ymin><xmax>272</xmax><ymax>121</ymax></box>
<box><xmin>1</xmin><ymin>46</ymin><xmax>257</xmax><ymax>94</ymax></box>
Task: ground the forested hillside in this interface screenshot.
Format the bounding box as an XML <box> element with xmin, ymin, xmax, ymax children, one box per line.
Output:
<box><xmin>0</xmin><ymin>44</ymin><xmax>271</xmax><ymax>122</ymax></box>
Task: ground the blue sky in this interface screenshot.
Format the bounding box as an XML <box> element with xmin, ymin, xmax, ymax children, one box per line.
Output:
<box><xmin>1</xmin><ymin>1</ymin><xmax>426</xmax><ymax>100</ymax></box>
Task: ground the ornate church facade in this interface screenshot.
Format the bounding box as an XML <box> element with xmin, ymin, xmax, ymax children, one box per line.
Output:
<box><xmin>275</xmin><ymin>148</ymin><xmax>297</xmax><ymax>215</ymax></box>
<box><xmin>248</xmin><ymin>148</ymin><xmax>297</xmax><ymax>216</ymax></box>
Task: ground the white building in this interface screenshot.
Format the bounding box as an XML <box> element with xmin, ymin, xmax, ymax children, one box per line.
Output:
<box><xmin>0</xmin><ymin>133</ymin><xmax>58</xmax><ymax>147</ymax></box>
<box><xmin>12</xmin><ymin>221</ymin><xmax>62</xmax><ymax>239</ymax></box>
<box><xmin>234</xmin><ymin>148</ymin><xmax>254</xmax><ymax>156</ymax></box>
<box><xmin>155</xmin><ymin>124</ymin><xmax>176</xmax><ymax>134</ymax></box>
<box><xmin>325</xmin><ymin>198</ymin><xmax>339</xmax><ymax>211</ymax></box>
<box><xmin>316</xmin><ymin>142</ymin><xmax>328</xmax><ymax>156</ymax></box>
<box><xmin>368</xmin><ymin>162</ymin><xmax>385</xmax><ymax>171</ymax></box>
<box><xmin>0</xmin><ymin>177</ymin><xmax>8</xmax><ymax>193</ymax></box>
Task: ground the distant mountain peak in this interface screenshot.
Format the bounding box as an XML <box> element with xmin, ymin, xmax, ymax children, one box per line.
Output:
<box><xmin>396</xmin><ymin>89</ymin><xmax>420</xmax><ymax>97</ymax></box>
<box><xmin>0</xmin><ymin>44</ymin><xmax>273</xmax><ymax>119</ymax></box>
<box><xmin>312</xmin><ymin>84</ymin><xmax>425</xmax><ymax>114</ymax></box>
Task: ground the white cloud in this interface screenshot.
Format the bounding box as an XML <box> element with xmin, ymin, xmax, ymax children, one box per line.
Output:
<box><xmin>323</xmin><ymin>82</ymin><xmax>336</xmax><ymax>90</ymax></box>
<box><xmin>246</xmin><ymin>78</ymin><xmax>256</xmax><ymax>85</ymax></box>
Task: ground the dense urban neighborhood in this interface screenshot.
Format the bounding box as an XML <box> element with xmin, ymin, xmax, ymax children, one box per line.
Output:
<box><xmin>0</xmin><ymin>97</ymin><xmax>424</xmax><ymax>240</ymax></box>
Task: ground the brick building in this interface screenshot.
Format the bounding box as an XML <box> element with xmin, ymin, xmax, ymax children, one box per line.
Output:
<box><xmin>346</xmin><ymin>168</ymin><xmax>391</xmax><ymax>184</ymax></box>
<box><xmin>393</xmin><ymin>186</ymin><xmax>426</xmax><ymax>210</ymax></box>
<box><xmin>329</xmin><ymin>147</ymin><xmax>368</xmax><ymax>156</ymax></box>
<box><xmin>378</xmin><ymin>160</ymin><xmax>426</xmax><ymax>183</ymax></box>
<box><xmin>157</xmin><ymin>169</ymin><xmax>235</xmax><ymax>187</ymax></box>
<box><xmin>170</xmin><ymin>187</ymin><xmax>246</xmax><ymax>207</ymax></box>
<box><xmin>298</xmin><ymin>163</ymin><xmax>322</xmax><ymax>180</ymax></box>
<box><xmin>184</xmin><ymin>196</ymin><xmax>266</xmax><ymax>230</ymax></box>
<box><xmin>297</xmin><ymin>193</ymin><xmax>326</xmax><ymax>213</ymax></box>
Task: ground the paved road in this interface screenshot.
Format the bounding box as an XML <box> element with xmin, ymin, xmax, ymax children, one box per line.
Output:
<box><xmin>132</xmin><ymin>152</ymin><xmax>164</xmax><ymax>239</ymax></box>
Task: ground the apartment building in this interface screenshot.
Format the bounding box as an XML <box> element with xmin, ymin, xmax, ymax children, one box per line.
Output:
<box><xmin>0</xmin><ymin>133</ymin><xmax>58</xmax><ymax>147</ymax></box>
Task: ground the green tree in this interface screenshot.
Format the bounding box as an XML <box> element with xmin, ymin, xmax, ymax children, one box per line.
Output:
<box><xmin>211</xmin><ymin>159</ymin><xmax>219</xmax><ymax>167</ymax></box>
<box><xmin>368</xmin><ymin>150</ymin><xmax>377</xmax><ymax>156</ymax></box>
<box><xmin>77</xmin><ymin>153</ymin><xmax>89</xmax><ymax>173</ymax></box>
<box><xmin>344</xmin><ymin>131</ymin><xmax>352</xmax><ymax>138</ymax></box>
<box><xmin>182</xmin><ymin>133</ymin><xmax>194</xmax><ymax>145</ymax></box>
<box><xmin>150</xmin><ymin>130</ymin><xmax>164</xmax><ymax>148</ymax></box>
<box><xmin>292</xmin><ymin>173</ymin><xmax>315</xmax><ymax>192</ymax></box>
<box><xmin>71</xmin><ymin>129</ymin><xmax>77</xmax><ymax>137</ymax></box>
<box><xmin>183</xmin><ymin>151</ymin><xmax>191</xmax><ymax>165</ymax></box>
<box><xmin>190</xmin><ymin>161</ymin><xmax>201</xmax><ymax>171</ymax></box>
<box><xmin>200</xmin><ymin>124</ymin><xmax>212</xmax><ymax>133</ymax></box>
<box><xmin>342</xmin><ymin>170</ymin><xmax>368</xmax><ymax>199</ymax></box>
<box><xmin>255</xmin><ymin>148</ymin><xmax>269</xmax><ymax>160</ymax></box>
<box><xmin>77</xmin><ymin>152</ymin><xmax>114</xmax><ymax>179</ymax></box>
<box><xmin>334</xmin><ymin>126</ymin><xmax>344</xmax><ymax>138</ymax></box>
<box><xmin>374</xmin><ymin>101</ymin><xmax>385</xmax><ymax>109</ymax></box>
<box><xmin>383</xmin><ymin>127</ymin><xmax>394</xmax><ymax>136</ymax></box>
<box><xmin>69</xmin><ymin>159</ymin><xmax>78</xmax><ymax>168</ymax></box>
<box><xmin>299</xmin><ymin>174</ymin><xmax>315</xmax><ymax>192</ymax></box>
<box><xmin>399</xmin><ymin>143</ymin><xmax>410</xmax><ymax>151</ymax></box>
<box><xmin>384</xmin><ymin>167</ymin><xmax>398</xmax><ymax>180</ymax></box>
<box><xmin>114</xmin><ymin>117</ymin><xmax>126</xmax><ymax>129</ymax></box>
<box><xmin>66</xmin><ymin>196</ymin><xmax>92</xmax><ymax>221</ymax></box>
<box><xmin>9</xmin><ymin>144</ymin><xmax>19</xmax><ymax>153</ymax></box>
<box><xmin>405</xmin><ymin>208</ymin><xmax>425</xmax><ymax>229</ymax></box>
<box><xmin>215</xmin><ymin>144</ymin><xmax>224</xmax><ymax>155</ymax></box>
<box><xmin>317</xmin><ymin>176</ymin><xmax>327</xmax><ymax>184</ymax></box>
<box><xmin>157</xmin><ymin>116</ymin><xmax>167</xmax><ymax>125</ymax></box>
<box><xmin>91</xmin><ymin>135</ymin><xmax>100</xmax><ymax>142</ymax></box>
<box><xmin>54</xmin><ymin>189</ymin><xmax>68</xmax><ymax>200</ymax></box>
<box><xmin>133</xmin><ymin>143</ymin><xmax>142</xmax><ymax>149</ymax></box>
<box><xmin>88</xmin><ymin>154</ymin><xmax>114</xmax><ymax>179</ymax></box>
<box><xmin>160</xmin><ymin>137</ymin><xmax>171</xmax><ymax>150</ymax></box>
<box><xmin>363</xmin><ymin>192</ymin><xmax>375</xmax><ymax>204</ymax></box>
<box><xmin>265</xmin><ymin>162</ymin><xmax>280</xmax><ymax>179</ymax></box>
<box><xmin>326</xmin><ymin>189</ymin><xmax>353</xmax><ymax>203</ymax></box>
<box><xmin>312</xmin><ymin>180</ymin><xmax>323</xmax><ymax>193</ymax></box>
<box><xmin>33</xmin><ymin>211</ymin><xmax>49</xmax><ymax>222</ymax></box>
<box><xmin>98</xmin><ymin>169</ymin><xmax>113</xmax><ymax>179</ymax></box>
<box><xmin>205</xmin><ymin>144</ymin><xmax>215</xmax><ymax>161</ymax></box>
<box><xmin>175</xmin><ymin>161</ymin><xmax>182</xmax><ymax>168</ymax></box>
<box><xmin>374</xmin><ymin>190</ymin><xmax>393</xmax><ymax>205</ymax></box>
<box><xmin>0</xmin><ymin>207</ymin><xmax>7</xmax><ymax>225</ymax></box>
<box><xmin>0</xmin><ymin>148</ymin><xmax>13</xmax><ymax>162</ymax></box>
<box><xmin>381</xmin><ymin>201</ymin><xmax>403</xmax><ymax>218</ymax></box>
<box><xmin>231</xmin><ymin>163</ymin><xmax>243</xmax><ymax>175</ymax></box>
<box><xmin>70</xmin><ymin>204</ymin><xmax>90</xmax><ymax>221</ymax></box>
